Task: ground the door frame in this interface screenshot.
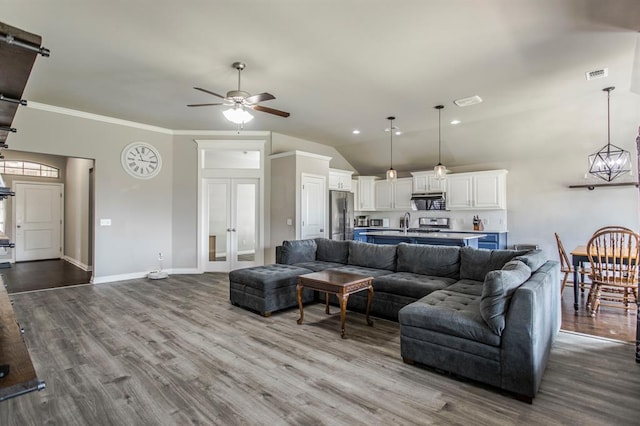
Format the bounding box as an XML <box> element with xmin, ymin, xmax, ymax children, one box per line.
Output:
<box><xmin>196</xmin><ymin>138</ymin><xmax>267</xmax><ymax>273</ymax></box>
<box><xmin>12</xmin><ymin>181</ymin><xmax>64</xmax><ymax>263</ymax></box>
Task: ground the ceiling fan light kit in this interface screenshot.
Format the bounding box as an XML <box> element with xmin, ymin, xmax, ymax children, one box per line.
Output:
<box><xmin>434</xmin><ymin>105</ymin><xmax>448</xmax><ymax>179</ymax></box>
<box><xmin>588</xmin><ymin>87</ymin><xmax>632</xmax><ymax>182</ymax></box>
<box><xmin>385</xmin><ymin>116</ymin><xmax>398</xmax><ymax>182</ymax></box>
<box><xmin>187</xmin><ymin>61</ymin><xmax>290</xmax><ymax>125</ymax></box>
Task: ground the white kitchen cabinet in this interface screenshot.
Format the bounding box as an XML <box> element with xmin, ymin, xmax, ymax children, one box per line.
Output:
<box><xmin>411</xmin><ymin>171</ymin><xmax>446</xmax><ymax>193</ymax></box>
<box><xmin>351</xmin><ymin>179</ymin><xmax>359</xmax><ymax>211</ymax></box>
<box><xmin>446</xmin><ymin>170</ymin><xmax>507</xmax><ymax>210</ymax></box>
<box><xmin>328</xmin><ymin>168</ymin><xmax>353</xmax><ymax>190</ymax></box>
<box><xmin>375</xmin><ymin>178</ymin><xmax>413</xmax><ymax>210</ymax></box>
<box><xmin>356</xmin><ymin>176</ymin><xmax>377</xmax><ymax>211</ymax></box>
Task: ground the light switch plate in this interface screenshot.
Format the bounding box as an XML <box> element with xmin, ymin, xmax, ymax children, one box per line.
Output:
<box><xmin>100</xmin><ymin>218</ymin><xmax>111</xmax><ymax>226</ymax></box>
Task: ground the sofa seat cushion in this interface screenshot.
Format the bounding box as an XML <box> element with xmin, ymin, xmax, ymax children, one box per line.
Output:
<box><xmin>229</xmin><ymin>264</ymin><xmax>312</xmax><ymax>291</ymax></box>
<box><xmin>328</xmin><ymin>265</ymin><xmax>394</xmax><ymax>278</ymax></box>
<box><xmin>396</xmin><ymin>243</ymin><xmax>460</xmax><ymax>279</ymax></box>
<box><xmin>348</xmin><ymin>241</ymin><xmax>397</xmax><ymax>271</ymax></box>
<box><xmin>372</xmin><ymin>272</ymin><xmax>455</xmax><ymax>299</ymax></box>
<box><xmin>445</xmin><ymin>279</ymin><xmax>484</xmax><ymax>296</ymax></box>
<box><xmin>293</xmin><ymin>260</ymin><xmax>345</xmax><ymax>272</ymax></box>
<box><xmin>280</xmin><ymin>239</ymin><xmax>317</xmax><ymax>264</ymax></box>
<box><xmin>399</xmin><ymin>289</ymin><xmax>500</xmax><ymax>347</ymax></box>
<box><xmin>315</xmin><ymin>238</ymin><xmax>350</xmax><ymax>263</ymax></box>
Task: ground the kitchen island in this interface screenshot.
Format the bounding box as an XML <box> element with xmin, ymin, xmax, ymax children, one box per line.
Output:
<box><xmin>362</xmin><ymin>231</ymin><xmax>485</xmax><ymax>248</ymax></box>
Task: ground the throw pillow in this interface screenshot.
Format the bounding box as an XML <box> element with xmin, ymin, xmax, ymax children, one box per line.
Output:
<box><xmin>280</xmin><ymin>239</ymin><xmax>317</xmax><ymax>265</ymax></box>
<box><xmin>480</xmin><ymin>260</ymin><xmax>532</xmax><ymax>335</ymax></box>
<box><xmin>459</xmin><ymin>246</ymin><xmax>528</xmax><ymax>281</ymax></box>
<box><xmin>513</xmin><ymin>249</ymin><xmax>547</xmax><ymax>272</ymax></box>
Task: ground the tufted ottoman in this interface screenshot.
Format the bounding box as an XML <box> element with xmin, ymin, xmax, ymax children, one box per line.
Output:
<box><xmin>229</xmin><ymin>264</ymin><xmax>315</xmax><ymax>316</ymax></box>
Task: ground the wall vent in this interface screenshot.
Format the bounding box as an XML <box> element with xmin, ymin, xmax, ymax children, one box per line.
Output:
<box><xmin>453</xmin><ymin>95</ymin><xmax>483</xmax><ymax>107</ymax></box>
<box><xmin>585</xmin><ymin>68</ymin><xmax>608</xmax><ymax>80</ymax></box>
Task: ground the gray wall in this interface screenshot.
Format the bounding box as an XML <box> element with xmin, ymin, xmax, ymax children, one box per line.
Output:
<box><xmin>9</xmin><ymin>106</ymin><xmax>173</xmax><ymax>281</ymax></box>
<box><xmin>65</xmin><ymin>157</ymin><xmax>94</xmax><ymax>269</ymax></box>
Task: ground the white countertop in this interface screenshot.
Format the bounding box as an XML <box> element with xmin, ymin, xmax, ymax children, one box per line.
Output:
<box><xmin>361</xmin><ymin>231</ymin><xmax>485</xmax><ymax>240</ymax></box>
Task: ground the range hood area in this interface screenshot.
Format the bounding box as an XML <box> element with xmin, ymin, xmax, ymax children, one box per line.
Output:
<box><xmin>410</xmin><ymin>192</ymin><xmax>446</xmax><ymax>211</ymax></box>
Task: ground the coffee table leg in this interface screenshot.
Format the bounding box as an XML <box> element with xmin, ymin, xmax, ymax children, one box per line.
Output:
<box><xmin>296</xmin><ymin>282</ymin><xmax>304</xmax><ymax>325</ymax></box>
<box><xmin>325</xmin><ymin>292</ymin><xmax>330</xmax><ymax>314</ymax></box>
<box><xmin>366</xmin><ymin>284</ymin><xmax>374</xmax><ymax>326</ymax></box>
<box><xmin>340</xmin><ymin>294</ymin><xmax>349</xmax><ymax>339</ymax></box>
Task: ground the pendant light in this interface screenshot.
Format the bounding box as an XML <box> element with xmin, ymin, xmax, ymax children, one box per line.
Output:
<box><xmin>588</xmin><ymin>87</ymin><xmax>631</xmax><ymax>182</ymax></box>
<box><xmin>434</xmin><ymin>105</ymin><xmax>447</xmax><ymax>179</ymax></box>
<box><xmin>386</xmin><ymin>116</ymin><xmax>398</xmax><ymax>181</ymax></box>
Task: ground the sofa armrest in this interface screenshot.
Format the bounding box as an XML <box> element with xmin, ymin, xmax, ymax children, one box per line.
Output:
<box><xmin>275</xmin><ymin>245</ymin><xmax>283</xmax><ymax>264</ymax></box>
<box><xmin>500</xmin><ymin>260</ymin><xmax>560</xmax><ymax>398</ymax></box>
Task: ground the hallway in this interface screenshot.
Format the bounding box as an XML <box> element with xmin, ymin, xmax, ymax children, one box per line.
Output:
<box><xmin>2</xmin><ymin>260</ymin><xmax>92</xmax><ymax>294</ymax></box>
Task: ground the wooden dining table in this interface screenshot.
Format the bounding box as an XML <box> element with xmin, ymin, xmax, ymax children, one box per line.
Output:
<box><xmin>570</xmin><ymin>245</ymin><xmax>640</xmax><ymax>363</ymax></box>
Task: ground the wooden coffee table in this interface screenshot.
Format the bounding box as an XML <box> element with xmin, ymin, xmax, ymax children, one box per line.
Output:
<box><xmin>296</xmin><ymin>270</ymin><xmax>374</xmax><ymax>338</ymax></box>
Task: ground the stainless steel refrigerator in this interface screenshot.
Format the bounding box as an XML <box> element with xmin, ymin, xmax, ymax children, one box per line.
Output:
<box><xmin>329</xmin><ymin>190</ymin><xmax>354</xmax><ymax>240</ymax></box>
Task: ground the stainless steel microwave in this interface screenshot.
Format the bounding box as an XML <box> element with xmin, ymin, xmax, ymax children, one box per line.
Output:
<box><xmin>410</xmin><ymin>193</ymin><xmax>446</xmax><ymax>210</ymax></box>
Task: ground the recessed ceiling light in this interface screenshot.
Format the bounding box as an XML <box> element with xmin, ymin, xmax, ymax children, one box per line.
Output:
<box><xmin>394</xmin><ymin>130</ymin><xmax>402</xmax><ymax>136</ymax></box>
<box><xmin>352</xmin><ymin>129</ymin><xmax>360</xmax><ymax>134</ymax></box>
<box><xmin>450</xmin><ymin>119</ymin><xmax>461</xmax><ymax>125</ymax></box>
<box><xmin>454</xmin><ymin>95</ymin><xmax>483</xmax><ymax>107</ymax></box>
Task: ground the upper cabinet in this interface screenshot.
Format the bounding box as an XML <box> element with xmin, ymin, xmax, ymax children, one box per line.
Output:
<box><xmin>355</xmin><ymin>176</ymin><xmax>377</xmax><ymax>211</ymax></box>
<box><xmin>411</xmin><ymin>171</ymin><xmax>446</xmax><ymax>193</ymax></box>
<box><xmin>446</xmin><ymin>170</ymin><xmax>508</xmax><ymax>210</ymax></box>
<box><xmin>374</xmin><ymin>178</ymin><xmax>413</xmax><ymax>210</ymax></box>
<box><xmin>328</xmin><ymin>168</ymin><xmax>353</xmax><ymax>191</ymax></box>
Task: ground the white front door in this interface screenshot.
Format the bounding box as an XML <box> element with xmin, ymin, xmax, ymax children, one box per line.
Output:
<box><xmin>301</xmin><ymin>174</ymin><xmax>326</xmax><ymax>239</ymax></box>
<box><xmin>205</xmin><ymin>178</ymin><xmax>260</xmax><ymax>272</ymax></box>
<box><xmin>14</xmin><ymin>182</ymin><xmax>63</xmax><ymax>261</ymax></box>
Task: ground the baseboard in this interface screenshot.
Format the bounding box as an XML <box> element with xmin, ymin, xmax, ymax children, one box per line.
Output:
<box><xmin>92</xmin><ymin>268</ymin><xmax>203</xmax><ymax>284</ymax></box>
<box><xmin>62</xmin><ymin>256</ymin><xmax>93</xmax><ymax>272</ymax></box>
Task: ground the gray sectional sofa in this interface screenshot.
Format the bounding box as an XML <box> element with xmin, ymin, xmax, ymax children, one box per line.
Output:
<box><xmin>229</xmin><ymin>238</ymin><xmax>560</xmax><ymax>402</ymax></box>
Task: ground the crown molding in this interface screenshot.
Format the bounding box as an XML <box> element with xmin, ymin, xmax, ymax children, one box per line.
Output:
<box><xmin>26</xmin><ymin>102</ymin><xmax>175</xmax><ymax>134</ymax></box>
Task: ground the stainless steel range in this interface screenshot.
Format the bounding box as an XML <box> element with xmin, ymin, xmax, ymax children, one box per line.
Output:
<box><xmin>408</xmin><ymin>217</ymin><xmax>450</xmax><ymax>233</ymax></box>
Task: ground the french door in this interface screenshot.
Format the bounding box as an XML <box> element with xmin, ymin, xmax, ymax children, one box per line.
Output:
<box><xmin>205</xmin><ymin>178</ymin><xmax>260</xmax><ymax>272</ymax></box>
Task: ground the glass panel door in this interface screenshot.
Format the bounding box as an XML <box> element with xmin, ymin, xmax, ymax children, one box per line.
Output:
<box><xmin>206</xmin><ymin>178</ymin><xmax>259</xmax><ymax>271</ymax></box>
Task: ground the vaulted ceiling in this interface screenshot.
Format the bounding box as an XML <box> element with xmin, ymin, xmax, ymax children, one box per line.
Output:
<box><xmin>3</xmin><ymin>0</ymin><xmax>640</xmax><ymax>176</ymax></box>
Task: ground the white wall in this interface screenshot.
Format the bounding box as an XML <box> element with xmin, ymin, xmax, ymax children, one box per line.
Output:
<box><xmin>9</xmin><ymin>106</ymin><xmax>173</xmax><ymax>282</ymax></box>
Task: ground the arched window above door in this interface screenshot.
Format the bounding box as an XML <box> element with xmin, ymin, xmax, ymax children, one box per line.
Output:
<box><xmin>0</xmin><ymin>161</ymin><xmax>59</xmax><ymax>178</ymax></box>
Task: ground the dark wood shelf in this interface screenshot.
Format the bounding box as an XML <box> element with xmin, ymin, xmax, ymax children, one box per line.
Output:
<box><xmin>568</xmin><ymin>182</ymin><xmax>639</xmax><ymax>190</ymax></box>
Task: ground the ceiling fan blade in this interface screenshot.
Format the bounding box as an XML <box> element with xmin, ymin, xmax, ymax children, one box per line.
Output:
<box><xmin>193</xmin><ymin>87</ymin><xmax>226</xmax><ymax>99</ymax></box>
<box><xmin>252</xmin><ymin>104</ymin><xmax>290</xmax><ymax>118</ymax></box>
<box><xmin>244</xmin><ymin>92</ymin><xmax>275</xmax><ymax>104</ymax></box>
<box><xmin>187</xmin><ymin>103</ymin><xmax>224</xmax><ymax>107</ymax></box>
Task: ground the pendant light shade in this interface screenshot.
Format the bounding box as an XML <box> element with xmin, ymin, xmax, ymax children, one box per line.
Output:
<box><xmin>434</xmin><ymin>105</ymin><xmax>447</xmax><ymax>179</ymax></box>
<box><xmin>386</xmin><ymin>116</ymin><xmax>397</xmax><ymax>181</ymax></box>
<box><xmin>588</xmin><ymin>87</ymin><xmax>631</xmax><ymax>182</ymax></box>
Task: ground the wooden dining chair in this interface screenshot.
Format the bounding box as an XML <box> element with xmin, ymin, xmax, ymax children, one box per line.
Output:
<box><xmin>586</xmin><ymin>229</ymin><xmax>640</xmax><ymax>317</ymax></box>
<box><xmin>554</xmin><ymin>233</ymin><xmax>589</xmax><ymax>296</ymax></box>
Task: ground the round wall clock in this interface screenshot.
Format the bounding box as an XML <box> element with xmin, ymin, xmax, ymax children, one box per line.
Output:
<box><xmin>121</xmin><ymin>142</ymin><xmax>162</xmax><ymax>179</ymax></box>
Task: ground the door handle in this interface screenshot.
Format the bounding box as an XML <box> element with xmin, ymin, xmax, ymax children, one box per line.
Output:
<box><xmin>231</xmin><ymin>228</ymin><xmax>236</xmax><ymax>232</ymax></box>
<box><xmin>227</xmin><ymin>228</ymin><xmax>232</xmax><ymax>232</ymax></box>
<box><xmin>16</xmin><ymin>225</ymin><xmax>21</xmax><ymax>229</ymax></box>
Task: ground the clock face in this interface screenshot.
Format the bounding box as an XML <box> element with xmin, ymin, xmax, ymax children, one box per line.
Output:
<box><xmin>121</xmin><ymin>142</ymin><xmax>162</xmax><ymax>179</ymax></box>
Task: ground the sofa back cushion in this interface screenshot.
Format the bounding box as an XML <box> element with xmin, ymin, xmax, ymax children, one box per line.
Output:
<box><xmin>280</xmin><ymin>239</ymin><xmax>317</xmax><ymax>264</ymax></box>
<box><xmin>480</xmin><ymin>260</ymin><xmax>532</xmax><ymax>335</ymax></box>
<box><xmin>348</xmin><ymin>241</ymin><xmax>397</xmax><ymax>271</ymax></box>
<box><xmin>459</xmin><ymin>246</ymin><xmax>527</xmax><ymax>281</ymax></box>
<box><xmin>396</xmin><ymin>243</ymin><xmax>460</xmax><ymax>279</ymax></box>
<box><xmin>315</xmin><ymin>238</ymin><xmax>350</xmax><ymax>264</ymax></box>
<box><xmin>513</xmin><ymin>249</ymin><xmax>547</xmax><ymax>272</ymax></box>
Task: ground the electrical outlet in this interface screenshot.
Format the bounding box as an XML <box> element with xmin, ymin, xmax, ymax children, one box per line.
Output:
<box><xmin>286</xmin><ymin>218</ymin><xmax>293</xmax><ymax>226</ymax></box>
<box><xmin>100</xmin><ymin>218</ymin><xmax>111</xmax><ymax>226</ymax></box>
<box><xmin>482</xmin><ymin>219</ymin><xmax>488</xmax><ymax>225</ymax></box>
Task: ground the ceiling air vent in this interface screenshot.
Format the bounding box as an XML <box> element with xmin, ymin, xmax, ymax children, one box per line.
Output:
<box><xmin>453</xmin><ymin>95</ymin><xmax>483</xmax><ymax>107</ymax></box>
<box><xmin>585</xmin><ymin>68</ymin><xmax>608</xmax><ymax>80</ymax></box>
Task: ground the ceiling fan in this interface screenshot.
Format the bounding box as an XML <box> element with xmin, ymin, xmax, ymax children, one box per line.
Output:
<box><xmin>187</xmin><ymin>61</ymin><xmax>290</xmax><ymax>124</ymax></box>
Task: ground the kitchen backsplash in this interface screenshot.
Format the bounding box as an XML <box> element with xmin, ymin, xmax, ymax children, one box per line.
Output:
<box><xmin>361</xmin><ymin>210</ymin><xmax>508</xmax><ymax>231</ymax></box>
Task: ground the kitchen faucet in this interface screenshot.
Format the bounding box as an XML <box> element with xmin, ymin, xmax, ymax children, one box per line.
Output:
<box><xmin>403</xmin><ymin>212</ymin><xmax>411</xmax><ymax>234</ymax></box>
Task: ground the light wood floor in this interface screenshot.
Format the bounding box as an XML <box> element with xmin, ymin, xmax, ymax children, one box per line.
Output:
<box><xmin>1</xmin><ymin>273</ymin><xmax>638</xmax><ymax>425</ymax></box>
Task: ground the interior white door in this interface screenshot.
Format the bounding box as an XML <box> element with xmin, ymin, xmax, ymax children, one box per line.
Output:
<box><xmin>14</xmin><ymin>182</ymin><xmax>63</xmax><ymax>261</ymax></box>
<box><xmin>301</xmin><ymin>174</ymin><xmax>326</xmax><ymax>239</ymax></box>
<box><xmin>205</xmin><ymin>178</ymin><xmax>260</xmax><ymax>272</ymax></box>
